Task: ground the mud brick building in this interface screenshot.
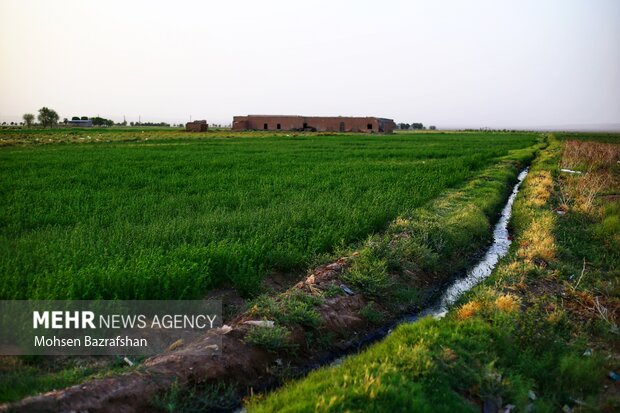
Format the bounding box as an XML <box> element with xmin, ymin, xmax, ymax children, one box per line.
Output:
<box><xmin>232</xmin><ymin>115</ymin><xmax>395</xmax><ymax>133</ymax></box>
<box><xmin>185</xmin><ymin>120</ymin><xmax>208</xmax><ymax>132</ymax></box>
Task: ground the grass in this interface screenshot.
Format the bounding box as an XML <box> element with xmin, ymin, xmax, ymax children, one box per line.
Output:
<box><xmin>245</xmin><ymin>325</ymin><xmax>292</xmax><ymax>353</ymax></box>
<box><xmin>248</xmin><ymin>289</ymin><xmax>323</xmax><ymax>329</ymax></box>
<box><xmin>341</xmin><ymin>249</ymin><xmax>391</xmax><ymax>298</ymax></box>
<box><xmin>0</xmin><ymin>355</ymin><xmax>132</xmax><ymax>403</ymax></box>
<box><xmin>151</xmin><ymin>380</ymin><xmax>238</xmax><ymax>413</ymax></box>
<box><xmin>247</xmin><ymin>133</ymin><xmax>620</xmax><ymax>412</ymax></box>
<box><xmin>249</xmin><ymin>315</ymin><xmax>604</xmax><ymax>413</ymax></box>
<box><xmin>0</xmin><ymin>130</ymin><xmax>537</xmax><ymax>299</ymax></box>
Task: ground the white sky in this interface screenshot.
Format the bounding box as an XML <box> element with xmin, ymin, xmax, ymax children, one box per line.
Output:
<box><xmin>1</xmin><ymin>0</ymin><xmax>619</xmax><ymax>128</ymax></box>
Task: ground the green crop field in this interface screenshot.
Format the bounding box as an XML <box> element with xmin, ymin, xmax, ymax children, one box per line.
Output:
<box><xmin>0</xmin><ymin>131</ymin><xmax>537</xmax><ymax>300</ymax></box>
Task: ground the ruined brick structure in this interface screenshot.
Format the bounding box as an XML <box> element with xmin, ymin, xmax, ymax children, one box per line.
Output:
<box><xmin>185</xmin><ymin>120</ymin><xmax>208</xmax><ymax>132</ymax></box>
<box><xmin>232</xmin><ymin>115</ymin><xmax>395</xmax><ymax>133</ymax></box>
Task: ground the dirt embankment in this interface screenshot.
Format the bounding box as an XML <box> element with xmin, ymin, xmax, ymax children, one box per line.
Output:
<box><xmin>1</xmin><ymin>258</ymin><xmax>377</xmax><ymax>413</ymax></box>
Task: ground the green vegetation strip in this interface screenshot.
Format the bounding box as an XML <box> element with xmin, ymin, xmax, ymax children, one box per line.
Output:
<box><xmin>0</xmin><ymin>356</ymin><xmax>133</xmax><ymax>404</ymax></box>
<box><xmin>248</xmin><ymin>135</ymin><xmax>620</xmax><ymax>413</ymax></box>
<box><xmin>0</xmin><ymin>131</ymin><xmax>537</xmax><ymax>299</ymax></box>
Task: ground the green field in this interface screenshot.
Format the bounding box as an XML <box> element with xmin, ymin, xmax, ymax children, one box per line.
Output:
<box><xmin>0</xmin><ymin>131</ymin><xmax>537</xmax><ymax>300</ymax></box>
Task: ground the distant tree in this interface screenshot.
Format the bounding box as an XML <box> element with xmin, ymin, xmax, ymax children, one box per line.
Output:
<box><xmin>80</xmin><ymin>116</ymin><xmax>88</xmax><ymax>120</ymax></box>
<box><xmin>72</xmin><ymin>116</ymin><xmax>80</xmax><ymax>121</ymax></box>
<box><xmin>429</xmin><ymin>125</ymin><xmax>436</xmax><ymax>130</ymax></box>
<box><xmin>412</xmin><ymin>123</ymin><xmax>424</xmax><ymax>130</ymax></box>
<box><xmin>22</xmin><ymin>113</ymin><xmax>35</xmax><ymax>128</ymax></box>
<box><xmin>398</xmin><ymin>123</ymin><xmax>411</xmax><ymax>130</ymax></box>
<box><xmin>130</xmin><ymin>121</ymin><xmax>135</xmax><ymax>126</ymax></box>
<box><xmin>37</xmin><ymin>107</ymin><xmax>59</xmax><ymax>128</ymax></box>
<box><xmin>10</xmin><ymin>122</ymin><xmax>14</xmax><ymax>126</ymax></box>
<box><xmin>62</xmin><ymin>118</ymin><xmax>68</xmax><ymax>125</ymax></box>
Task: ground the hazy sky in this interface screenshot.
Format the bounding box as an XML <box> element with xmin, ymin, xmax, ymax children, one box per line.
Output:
<box><xmin>1</xmin><ymin>0</ymin><xmax>619</xmax><ymax>128</ymax></box>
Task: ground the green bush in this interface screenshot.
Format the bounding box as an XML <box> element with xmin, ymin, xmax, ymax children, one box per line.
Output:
<box><xmin>249</xmin><ymin>290</ymin><xmax>322</xmax><ymax>329</ymax></box>
<box><xmin>360</xmin><ymin>302</ymin><xmax>384</xmax><ymax>324</ymax></box>
<box><xmin>341</xmin><ymin>249</ymin><xmax>391</xmax><ymax>298</ymax></box>
<box><xmin>245</xmin><ymin>325</ymin><xmax>291</xmax><ymax>353</ymax></box>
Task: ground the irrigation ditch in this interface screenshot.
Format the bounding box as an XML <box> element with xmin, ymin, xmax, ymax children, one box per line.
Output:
<box><xmin>1</xmin><ymin>150</ymin><xmax>539</xmax><ymax>412</ymax></box>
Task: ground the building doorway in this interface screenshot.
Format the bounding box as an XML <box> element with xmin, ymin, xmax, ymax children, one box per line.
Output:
<box><xmin>339</xmin><ymin>122</ymin><xmax>345</xmax><ymax>132</ymax></box>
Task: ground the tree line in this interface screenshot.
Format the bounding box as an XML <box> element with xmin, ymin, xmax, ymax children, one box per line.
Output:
<box><xmin>18</xmin><ymin>107</ymin><xmax>182</xmax><ymax>128</ymax></box>
<box><xmin>397</xmin><ymin>123</ymin><xmax>437</xmax><ymax>130</ymax></box>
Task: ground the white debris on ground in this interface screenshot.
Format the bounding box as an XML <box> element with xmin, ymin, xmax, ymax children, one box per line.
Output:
<box><xmin>243</xmin><ymin>320</ymin><xmax>274</xmax><ymax>328</ymax></box>
<box><xmin>219</xmin><ymin>324</ymin><xmax>233</xmax><ymax>334</ymax></box>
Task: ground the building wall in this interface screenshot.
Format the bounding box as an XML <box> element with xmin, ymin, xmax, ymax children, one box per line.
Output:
<box><xmin>232</xmin><ymin>116</ymin><xmax>395</xmax><ymax>133</ymax></box>
<box><xmin>185</xmin><ymin>120</ymin><xmax>208</xmax><ymax>132</ymax></box>
<box><xmin>378</xmin><ymin>118</ymin><xmax>395</xmax><ymax>134</ymax></box>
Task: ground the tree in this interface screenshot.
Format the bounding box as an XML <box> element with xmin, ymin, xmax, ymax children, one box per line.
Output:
<box><xmin>23</xmin><ymin>113</ymin><xmax>35</xmax><ymax>128</ymax></box>
<box><xmin>90</xmin><ymin>116</ymin><xmax>114</xmax><ymax>127</ymax></box>
<box><xmin>63</xmin><ymin>118</ymin><xmax>68</xmax><ymax>125</ymax></box>
<box><xmin>429</xmin><ymin>125</ymin><xmax>437</xmax><ymax>130</ymax></box>
<box><xmin>412</xmin><ymin>123</ymin><xmax>424</xmax><ymax>130</ymax></box>
<box><xmin>72</xmin><ymin>116</ymin><xmax>80</xmax><ymax>121</ymax></box>
<box><xmin>80</xmin><ymin>116</ymin><xmax>88</xmax><ymax>120</ymax></box>
<box><xmin>37</xmin><ymin>107</ymin><xmax>59</xmax><ymax>128</ymax></box>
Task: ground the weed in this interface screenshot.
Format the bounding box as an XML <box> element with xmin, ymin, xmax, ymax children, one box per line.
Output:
<box><xmin>341</xmin><ymin>248</ymin><xmax>391</xmax><ymax>298</ymax></box>
<box><xmin>245</xmin><ymin>325</ymin><xmax>291</xmax><ymax>353</ymax></box>
<box><xmin>359</xmin><ymin>302</ymin><xmax>384</xmax><ymax>324</ymax></box>
<box><xmin>151</xmin><ymin>381</ymin><xmax>238</xmax><ymax>413</ymax></box>
<box><xmin>494</xmin><ymin>294</ymin><xmax>520</xmax><ymax>313</ymax></box>
<box><xmin>518</xmin><ymin>214</ymin><xmax>556</xmax><ymax>264</ymax></box>
<box><xmin>249</xmin><ymin>290</ymin><xmax>322</xmax><ymax>329</ymax></box>
<box><xmin>456</xmin><ymin>301</ymin><xmax>482</xmax><ymax>320</ymax></box>
<box><xmin>321</xmin><ymin>283</ymin><xmax>343</xmax><ymax>298</ymax></box>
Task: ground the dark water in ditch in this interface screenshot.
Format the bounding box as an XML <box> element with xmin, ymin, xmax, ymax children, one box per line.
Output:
<box><xmin>326</xmin><ymin>167</ymin><xmax>529</xmax><ymax>363</ymax></box>
<box><xmin>233</xmin><ymin>168</ymin><xmax>529</xmax><ymax>411</ymax></box>
<box><xmin>408</xmin><ymin>167</ymin><xmax>529</xmax><ymax>320</ymax></box>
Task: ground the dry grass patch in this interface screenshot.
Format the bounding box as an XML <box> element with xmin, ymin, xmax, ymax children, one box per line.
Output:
<box><xmin>456</xmin><ymin>301</ymin><xmax>482</xmax><ymax>320</ymax></box>
<box><xmin>525</xmin><ymin>171</ymin><xmax>554</xmax><ymax>207</ymax></box>
<box><xmin>518</xmin><ymin>214</ymin><xmax>556</xmax><ymax>264</ymax></box>
<box><xmin>559</xmin><ymin>140</ymin><xmax>619</xmax><ymax>213</ymax></box>
<box><xmin>494</xmin><ymin>294</ymin><xmax>520</xmax><ymax>313</ymax></box>
<box><xmin>561</xmin><ymin>140</ymin><xmax>620</xmax><ymax>171</ymax></box>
